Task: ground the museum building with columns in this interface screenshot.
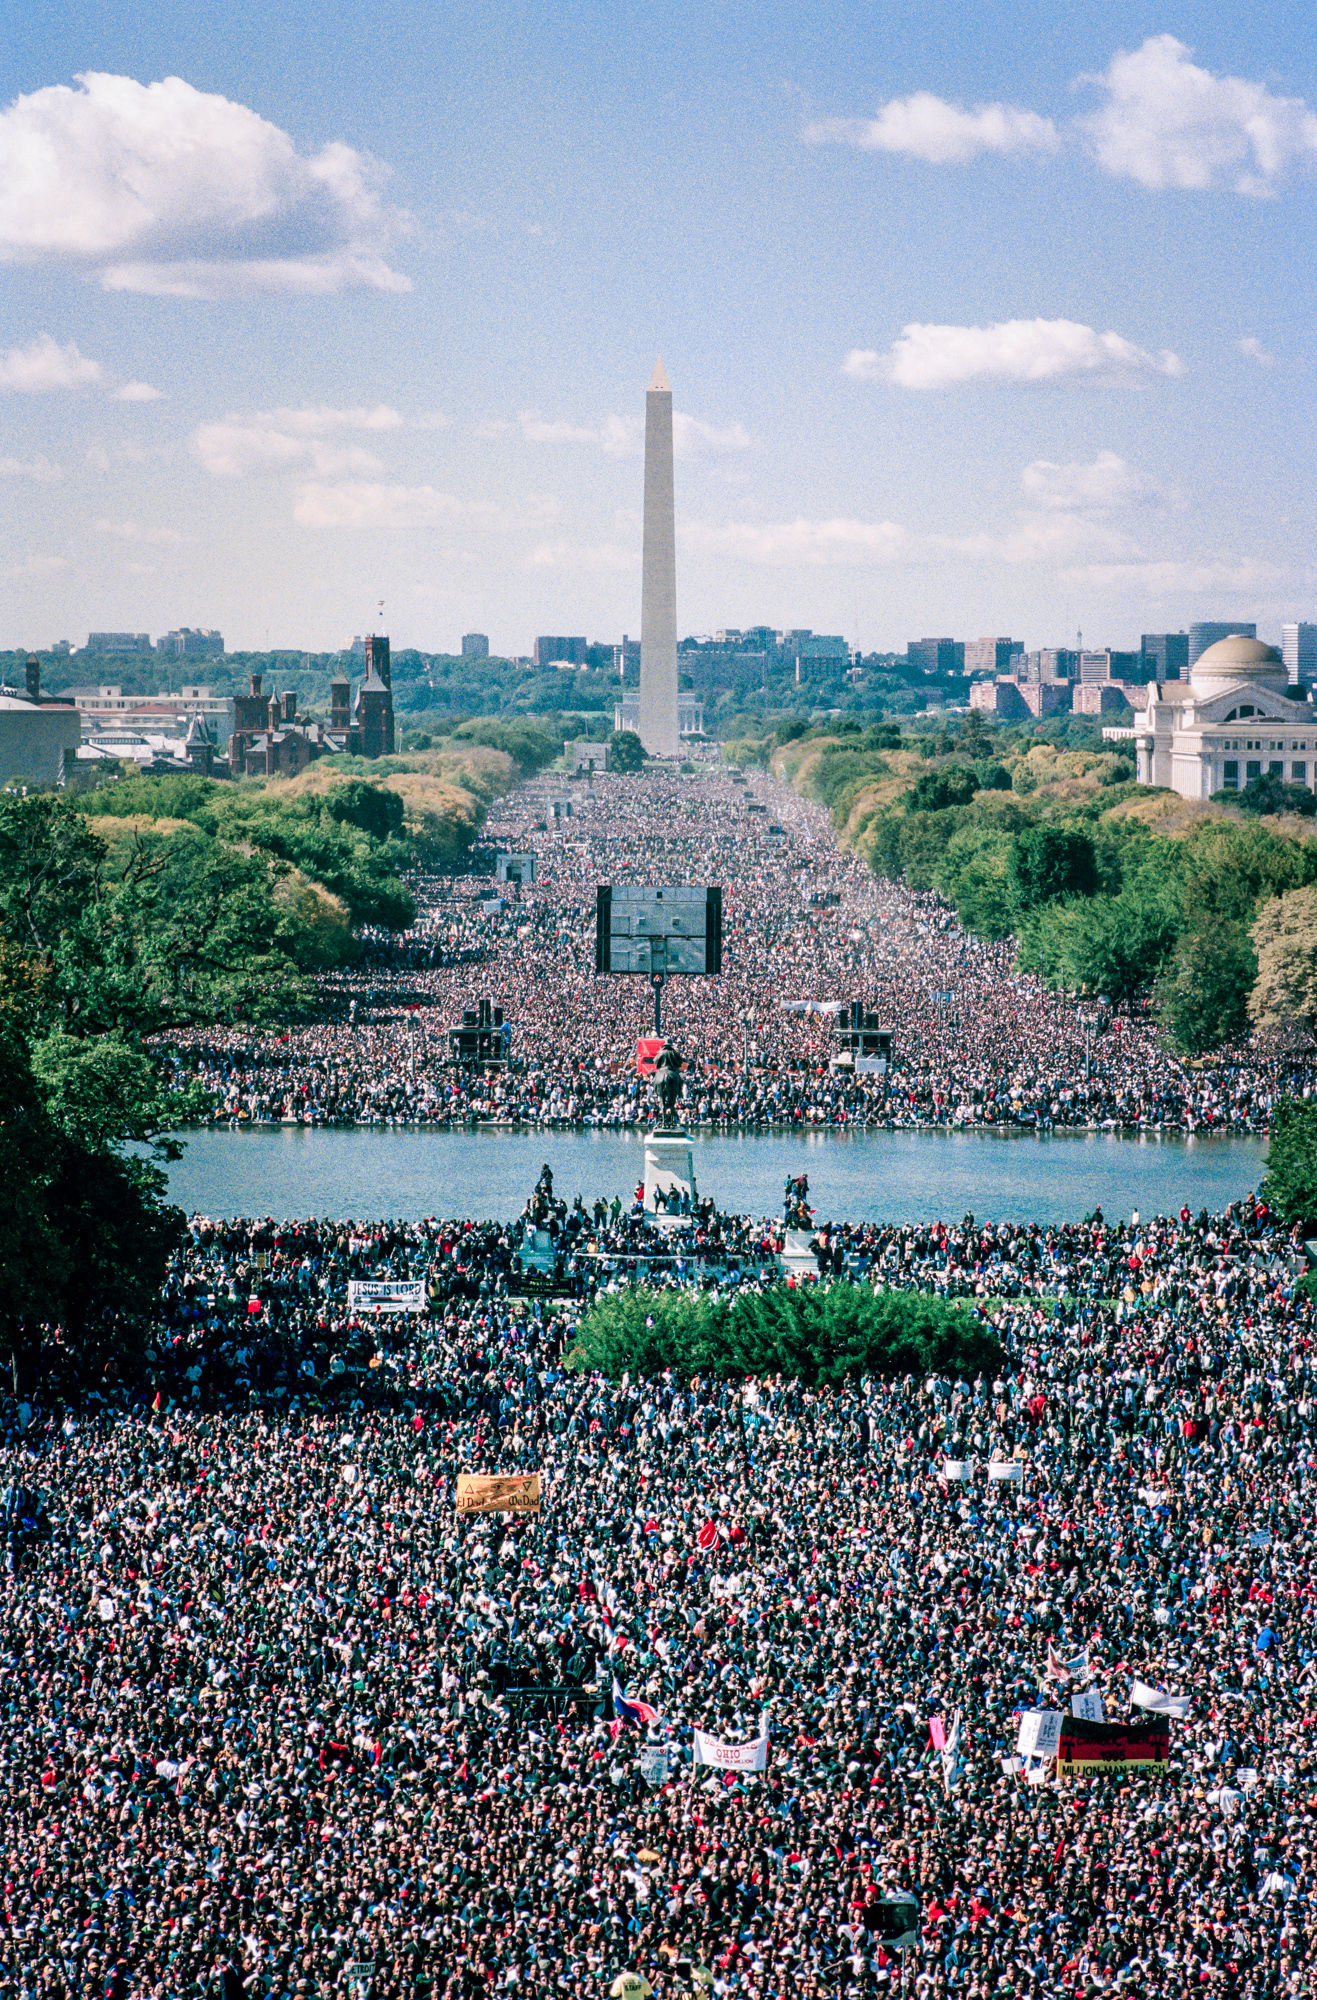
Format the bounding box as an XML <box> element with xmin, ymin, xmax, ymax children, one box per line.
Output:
<box><xmin>1105</xmin><ymin>633</ymin><xmax>1316</xmax><ymax>800</ymax></box>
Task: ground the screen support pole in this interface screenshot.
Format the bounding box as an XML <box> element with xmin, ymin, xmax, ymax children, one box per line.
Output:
<box><xmin>649</xmin><ymin>938</ymin><xmax>667</xmax><ymax>1034</ymax></box>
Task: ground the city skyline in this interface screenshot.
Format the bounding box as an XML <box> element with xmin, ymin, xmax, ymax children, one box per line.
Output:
<box><xmin>2</xmin><ymin>2</ymin><xmax>1315</xmax><ymax>655</ymax></box>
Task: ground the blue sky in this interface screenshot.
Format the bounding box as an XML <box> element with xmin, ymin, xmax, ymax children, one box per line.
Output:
<box><xmin>2</xmin><ymin>0</ymin><xmax>1314</xmax><ymax>656</ymax></box>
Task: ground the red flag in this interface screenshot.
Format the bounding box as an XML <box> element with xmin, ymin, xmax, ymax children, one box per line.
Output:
<box><xmin>697</xmin><ymin>1520</ymin><xmax>718</xmax><ymax>1551</ymax></box>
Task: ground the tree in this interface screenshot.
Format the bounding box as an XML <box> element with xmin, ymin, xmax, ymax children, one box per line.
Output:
<box><xmin>1017</xmin><ymin>888</ymin><xmax>1181</xmax><ymax>1004</ymax></box>
<box><xmin>906</xmin><ymin>765</ymin><xmax>979</xmax><ymax>813</ymax></box>
<box><xmin>567</xmin><ymin>1282</ymin><xmax>1001</xmax><ymax>1387</ymax></box>
<box><xmin>1155</xmin><ymin>918</ymin><xmax>1257</xmax><ymax>1054</ymax></box>
<box><xmin>0</xmin><ymin>1015</ymin><xmax>186</xmax><ymax>1386</ymax></box>
<box><xmin>936</xmin><ymin>825</ymin><xmax>1016</xmax><ymax>941</ymax></box>
<box><xmin>1181</xmin><ymin>820</ymin><xmax>1317</xmax><ymax>924</ymax></box>
<box><xmin>1216</xmin><ymin>773</ymin><xmax>1317</xmax><ymax>819</ymax></box>
<box><xmin>1262</xmin><ymin>1097</ymin><xmax>1317</xmax><ymax>1226</ymax></box>
<box><xmin>1249</xmin><ymin>885</ymin><xmax>1317</xmax><ymax>1039</ymax></box>
<box><xmin>1008</xmin><ymin>825</ymin><xmax>1098</xmax><ymax>912</ymax></box>
<box><xmin>608</xmin><ymin>729</ymin><xmax>646</xmax><ymax>774</ymax></box>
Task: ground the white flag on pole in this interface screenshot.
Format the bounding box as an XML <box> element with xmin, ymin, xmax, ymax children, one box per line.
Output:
<box><xmin>1130</xmin><ymin>1679</ymin><xmax>1191</xmax><ymax>1719</ymax></box>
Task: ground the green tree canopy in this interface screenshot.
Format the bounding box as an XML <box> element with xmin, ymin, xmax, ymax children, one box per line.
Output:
<box><xmin>0</xmin><ymin>1013</ymin><xmax>188</xmax><ymax>1386</ymax></box>
<box><xmin>608</xmin><ymin>729</ymin><xmax>646</xmax><ymax>774</ymax></box>
<box><xmin>1250</xmin><ymin>884</ymin><xmax>1317</xmax><ymax>1039</ymax></box>
<box><xmin>1008</xmin><ymin>825</ymin><xmax>1099</xmax><ymax>912</ymax></box>
<box><xmin>1155</xmin><ymin>918</ymin><xmax>1257</xmax><ymax>1054</ymax></box>
<box><xmin>567</xmin><ymin>1282</ymin><xmax>1001</xmax><ymax>1387</ymax></box>
<box><xmin>906</xmin><ymin>765</ymin><xmax>980</xmax><ymax>814</ymax></box>
<box><xmin>1017</xmin><ymin>888</ymin><xmax>1181</xmax><ymax>1003</ymax></box>
<box><xmin>1262</xmin><ymin>1097</ymin><xmax>1317</xmax><ymax>1226</ymax></box>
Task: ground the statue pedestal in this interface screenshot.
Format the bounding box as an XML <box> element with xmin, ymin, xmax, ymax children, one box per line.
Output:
<box><xmin>524</xmin><ymin>1228</ymin><xmax>556</xmax><ymax>1272</ymax></box>
<box><xmin>780</xmin><ymin>1229</ymin><xmax>819</xmax><ymax>1279</ymax></box>
<box><xmin>644</xmin><ymin>1129</ymin><xmax>696</xmax><ymax>1217</ymax></box>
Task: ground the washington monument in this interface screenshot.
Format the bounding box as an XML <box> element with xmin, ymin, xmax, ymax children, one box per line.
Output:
<box><xmin>639</xmin><ymin>357</ymin><xmax>679</xmax><ymax>757</ymax></box>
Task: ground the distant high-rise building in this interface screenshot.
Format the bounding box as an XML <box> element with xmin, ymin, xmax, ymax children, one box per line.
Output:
<box><xmin>615</xmin><ymin>635</ymin><xmax>641</xmax><ymax>678</ymax></box>
<box><xmin>1141</xmin><ymin>632</ymin><xmax>1189</xmax><ymax>681</ymax></box>
<box><xmin>1189</xmin><ymin>621</ymin><xmax>1256</xmax><ymax>668</ymax></box>
<box><xmin>964</xmin><ymin>637</ymin><xmax>1023</xmax><ymax>677</ymax></box>
<box><xmin>1282</xmin><ymin>622</ymin><xmax>1317</xmax><ymax>689</ymax></box>
<box><xmin>461</xmin><ymin>633</ymin><xmax>490</xmax><ymax>659</ymax></box>
<box><xmin>83</xmin><ymin>632</ymin><xmax>153</xmax><ymax>658</ymax></box>
<box><xmin>533</xmin><ymin>636</ymin><xmax>588</xmax><ymax>668</ymax></box>
<box><xmin>1019</xmin><ymin>649</ymin><xmax>1078</xmax><ymax>684</ymax></box>
<box><xmin>1079</xmin><ymin>650</ymin><xmax>1142</xmax><ymax>684</ymax></box>
<box><xmin>907</xmin><ymin>638</ymin><xmax>965</xmax><ymax>675</ymax></box>
<box><xmin>639</xmin><ymin>357</ymin><xmax>679</xmax><ymax>758</ymax></box>
<box><xmin>158</xmin><ymin>628</ymin><xmax>224</xmax><ymax>660</ymax></box>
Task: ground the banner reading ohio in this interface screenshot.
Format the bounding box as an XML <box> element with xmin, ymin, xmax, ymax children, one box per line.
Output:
<box><xmin>454</xmin><ymin>1473</ymin><xmax>542</xmax><ymax>1515</ymax></box>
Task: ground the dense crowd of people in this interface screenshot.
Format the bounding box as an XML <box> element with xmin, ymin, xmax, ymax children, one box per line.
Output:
<box><xmin>157</xmin><ymin>766</ymin><xmax>1317</xmax><ymax>1136</ymax></box>
<box><xmin>5</xmin><ymin>1179</ymin><xmax>1317</xmax><ymax>2000</ymax></box>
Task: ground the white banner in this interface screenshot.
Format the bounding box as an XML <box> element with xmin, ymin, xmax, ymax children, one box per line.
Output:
<box><xmin>638</xmin><ymin>1746</ymin><xmax>671</xmax><ymax>1788</ymax></box>
<box><xmin>988</xmin><ymin>1459</ymin><xmax>1023</xmax><ymax>1484</ymax></box>
<box><xmin>347</xmin><ymin>1280</ymin><xmax>427</xmax><ymax>1313</ymax></box>
<box><xmin>1130</xmin><ymin>1679</ymin><xmax>1191</xmax><ymax>1719</ymax></box>
<box><xmin>1016</xmin><ymin>1710</ymin><xmax>1063</xmax><ymax>1760</ymax></box>
<box><xmin>1071</xmin><ymin>1687</ymin><xmax>1105</xmax><ymax>1723</ymax></box>
<box><xmin>693</xmin><ymin>1725</ymin><xmax>768</xmax><ymax>1771</ymax></box>
<box><xmin>942</xmin><ymin>1459</ymin><xmax>972</xmax><ymax>1481</ymax></box>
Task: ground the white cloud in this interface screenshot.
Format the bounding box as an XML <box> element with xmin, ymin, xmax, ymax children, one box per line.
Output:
<box><xmin>807</xmin><ymin>39</ymin><xmax>1317</xmax><ymax>198</ymax></box>
<box><xmin>0</xmin><ymin>72</ymin><xmax>411</xmax><ymax>294</ymax></box>
<box><xmin>0</xmin><ymin>454</ymin><xmax>61</xmax><ymax>481</ymax></box>
<box><xmin>95</xmin><ymin>518</ymin><xmax>188</xmax><ymax>545</ymax></box>
<box><xmin>115</xmin><ymin>380</ymin><xmax>166</xmax><ymax>401</ymax></box>
<box><xmin>672</xmin><ymin>413</ymin><xmax>753</xmax><ymax>460</ymax></box>
<box><xmin>1077</xmin><ymin>36</ymin><xmax>1317</xmax><ymax>196</ymax></box>
<box><xmin>1020</xmin><ymin>450</ymin><xmax>1158</xmax><ymax>511</ymax></box>
<box><xmin>525</xmin><ymin>539</ymin><xmax>637</xmax><ymax>572</ymax></box>
<box><xmin>417</xmin><ymin>410</ymin><xmax>452</xmax><ymax>430</ymax></box>
<box><xmin>683</xmin><ymin>515</ymin><xmax>907</xmax><ymax>567</ymax></box>
<box><xmin>803</xmin><ymin>92</ymin><xmax>1059</xmax><ymax>164</ymax></box>
<box><xmin>845</xmin><ymin>318</ymin><xmax>1185</xmax><ymax>389</ymax></box>
<box><xmin>1064</xmin><ymin>555</ymin><xmax>1291</xmax><ymax>594</ymax></box>
<box><xmin>0</xmin><ymin>332</ymin><xmax>102</xmax><ymax>391</ymax></box>
<box><xmin>513</xmin><ymin>409</ymin><xmax>750</xmax><ymax>460</ymax></box>
<box><xmin>192</xmin><ymin>405</ymin><xmax>402</xmax><ymax>478</ymax></box>
<box><xmin>1239</xmin><ymin>335</ymin><xmax>1275</xmax><ymax>367</ymax></box>
<box><xmin>518</xmin><ymin>412</ymin><xmax>630</xmax><ymax>451</ymax></box>
<box><xmin>292</xmin><ymin>482</ymin><xmax>515</xmax><ymax>530</ymax></box>
<box><xmin>8</xmin><ymin>553</ymin><xmax>70</xmax><ymax>575</ymax></box>
<box><xmin>950</xmin><ymin>515</ymin><xmax>1140</xmax><ymax>566</ymax></box>
<box><xmin>85</xmin><ymin>445</ymin><xmax>110</xmax><ymax>472</ymax></box>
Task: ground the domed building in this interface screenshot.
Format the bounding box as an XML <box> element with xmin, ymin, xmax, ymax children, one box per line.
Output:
<box><xmin>1109</xmin><ymin>634</ymin><xmax>1314</xmax><ymax>799</ymax></box>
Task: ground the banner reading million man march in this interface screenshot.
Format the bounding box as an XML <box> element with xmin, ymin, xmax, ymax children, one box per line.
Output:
<box><xmin>454</xmin><ymin>1473</ymin><xmax>542</xmax><ymax>1515</ymax></box>
<box><xmin>1056</xmin><ymin>1713</ymin><xmax>1170</xmax><ymax>1780</ymax></box>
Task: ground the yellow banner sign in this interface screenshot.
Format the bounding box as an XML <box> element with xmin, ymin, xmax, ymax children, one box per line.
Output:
<box><xmin>455</xmin><ymin>1473</ymin><xmax>541</xmax><ymax>1515</ymax></box>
